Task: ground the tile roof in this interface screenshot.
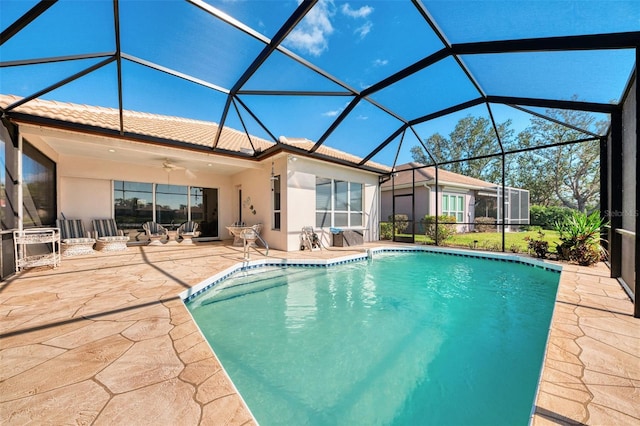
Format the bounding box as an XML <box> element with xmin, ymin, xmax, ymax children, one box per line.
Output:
<box><xmin>0</xmin><ymin>94</ymin><xmax>273</xmax><ymax>153</ymax></box>
<box><xmin>278</xmin><ymin>137</ymin><xmax>390</xmax><ymax>172</ymax></box>
<box><xmin>0</xmin><ymin>94</ymin><xmax>390</xmax><ymax>172</ymax></box>
<box><xmin>381</xmin><ymin>162</ymin><xmax>496</xmax><ymax>189</ymax></box>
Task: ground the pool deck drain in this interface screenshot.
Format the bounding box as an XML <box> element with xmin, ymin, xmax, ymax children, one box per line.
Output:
<box><xmin>0</xmin><ymin>242</ymin><xmax>637</xmax><ymax>425</ymax></box>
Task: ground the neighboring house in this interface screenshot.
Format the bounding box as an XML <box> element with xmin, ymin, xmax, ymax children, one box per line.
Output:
<box><xmin>381</xmin><ymin>162</ymin><xmax>529</xmax><ymax>233</ymax></box>
<box><xmin>0</xmin><ymin>95</ymin><xmax>389</xmax><ymax>252</ymax></box>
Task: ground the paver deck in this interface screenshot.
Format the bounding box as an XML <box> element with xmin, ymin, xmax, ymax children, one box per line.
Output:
<box><xmin>1</xmin><ymin>241</ymin><xmax>638</xmax><ymax>425</ymax></box>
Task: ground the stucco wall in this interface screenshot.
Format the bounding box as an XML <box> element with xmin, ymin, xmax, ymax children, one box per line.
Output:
<box><xmin>286</xmin><ymin>156</ymin><xmax>379</xmax><ymax>250</ymax></box>
<box><xmin>229</xmin><ymin>157</ymin><xmax>286</xmax><ymax>250</ymax></box>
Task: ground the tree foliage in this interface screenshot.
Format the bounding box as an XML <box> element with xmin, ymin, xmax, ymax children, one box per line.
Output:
<box><xmin>514</xmin><ymin>109</ymin><xmax>603</xmax><ymax>212</ymax></box>
<box><xmin>411</xmin><ymin>116</ymin><xmax>512</xmax><ymax>184</ymax></box>
<box><xmin>410</xmin><ymin>109</ymin><xmax>603</xmax><ymax>212</ymax></box>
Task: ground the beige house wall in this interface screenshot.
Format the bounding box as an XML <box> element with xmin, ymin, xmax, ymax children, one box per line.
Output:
<box><xmin>286</xmin><ymin>156</ymin><xmax>379</xmax><ymax>250</ymax></box>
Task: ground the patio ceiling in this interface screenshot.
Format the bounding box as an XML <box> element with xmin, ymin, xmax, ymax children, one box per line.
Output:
<box><xmin>1</xmin><ymin>0</ymin><xmax>638</xmax><ymax>173</ymax></box>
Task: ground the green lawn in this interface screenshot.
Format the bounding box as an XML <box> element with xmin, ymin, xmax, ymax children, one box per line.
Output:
<box><xmin>399</xmin><ymin>230</ymin><xmax>561</xmax><ymax>254</ymax></box>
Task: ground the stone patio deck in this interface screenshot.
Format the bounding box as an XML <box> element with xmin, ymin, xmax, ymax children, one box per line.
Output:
<box><xmin>0</xmin><ymin>241</ymin><xmax>638</xmax><ymax>425</ymax></box>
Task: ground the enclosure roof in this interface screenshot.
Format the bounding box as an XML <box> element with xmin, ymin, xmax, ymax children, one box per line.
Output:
<box><xmin>1</xmin><ymin>0</ymin><xmax>638</xmax><ymax>172</ymax></box>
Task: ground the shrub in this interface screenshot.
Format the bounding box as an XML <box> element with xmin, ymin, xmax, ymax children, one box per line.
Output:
<box><xmin>423</xmin><ymin>215</ymin><xmax>457</xmax><ymax>242</ymax></box>
<box><xmin>530</xmin><ymin>205</ymin><xmax>575</xmax><ymax>230</ymax></box>
<box><xmin>525</xmin><ymin>230</ymin><xmax>549</xmax><ymax>258</ymax></box>
<box><xmin>389</xmin><ymin>214</ymin><xmax>409</xmax><ymax>234</ymax></box>
<box><xmin>554</xmin><ymin>211</ymin><xmax>607</xmax><ymax>266</ymax></box>
<box><xmin>474</xmin><ymin>216</ymin><xmax>497</xmax><ymax>233</ymax></box>
<box><xmin>479</xmin><ymin>240</ymin><xmax>501</xmax><ymax>251</ymax></box>
<box><xmin>380</xmin><ymin>222</ymin><xmax>393</xmax><ymax>240</ymax></box>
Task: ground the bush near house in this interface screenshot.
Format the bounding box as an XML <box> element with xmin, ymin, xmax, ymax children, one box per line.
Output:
<box><xmin>524</xmin><ymin>230</ymin><xmax>550</xmax><ymax>258</ymax></box>
<box><xmin>380</xmin><ymin>222</ymin><xmax>393</xmax><ymax>240</ymax></box>
<box><xmin>423</xmin><ymin>215</ymin><xmax>457</xmax><ymax>242</ymax></box>
<box><xmin>529</xmin><ymin>205</ymin><xmax>575</xmax><ymax>230</ymax></box>
<box><xmin>474</xmin><ymin>216</ymin><xmax>497</xmax><ymax>232</ymax></box>
<box><xmin>389</xmin><ymin>214</ymin><xmax>409</xmax><ymax>234</ymax></box>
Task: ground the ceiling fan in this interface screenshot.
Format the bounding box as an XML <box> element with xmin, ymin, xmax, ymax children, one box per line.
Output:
<box><xmin>161</xmin><ymin>158</ymin><xmax>196</xmax><ymax>180</ymax></box>
<box><xmin>162</xmin><ymin>159</ymin><xmax>184</xmax><ymax>172</ymax></box>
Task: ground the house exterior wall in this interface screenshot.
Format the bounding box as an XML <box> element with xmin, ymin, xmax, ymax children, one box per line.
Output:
<box><xmin>285</xmin><ymin>156</ymin><xmax>379</xmax><ymax>250</ymax></box>
<box><xmin>437</xmin><ymin>186</ymin><xmax>475</xmax><ymax>232</ymax></box>
<box><xmin>229</xmin><ymin>156</ymin><xmax>288</xmax><ymax>251</ymax></box>
<box><xmin>382</xmin><ymin>184</ymin><xmax>474</xmax><ymax>232</ymax></box>
<box><xmin>380</xmin><ymin>185</ymin><xmax>430</xmax><ymax>222</ymax></box>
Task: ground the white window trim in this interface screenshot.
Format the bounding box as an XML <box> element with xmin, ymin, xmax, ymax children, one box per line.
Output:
<box><xmin>442</xmin><ymin>193</ymin><xmax>465</xmax><ymax>222</ymax></box>
<box><xmin>316</xmin><ymin>178</ymin><xmax>364</xmax><ymax>228</ymax></box>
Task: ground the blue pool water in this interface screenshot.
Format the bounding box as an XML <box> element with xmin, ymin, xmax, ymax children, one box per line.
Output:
<box><xmin>186</xmin><ymin>252</ymin><xmax>559</xmax><ymax>425</ymax></box>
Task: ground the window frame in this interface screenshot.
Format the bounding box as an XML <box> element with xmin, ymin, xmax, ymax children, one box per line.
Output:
<box><xmin>272</xmin><ymin>175</ymin><xmax>281</xmax><ymax>230</ymax></box>
<box><xmin>315</xmin><ymin>177</ymin><xmax>364</xmax><ymax>228</ymax></box>
<box><xmin>21</xmin><ymin>139</ymin><xmax>57</xmax><ymax>228</ymax></box>
<box><xmin>442</xmin><ymin>193</ymin><xmax>465</xmax><ymax>223</ymax></box>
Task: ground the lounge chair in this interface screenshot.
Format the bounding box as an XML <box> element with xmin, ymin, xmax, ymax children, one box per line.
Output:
<box><xmin>92</xmin><ymin>219</ymin><xmax>130</xmax><ymax>252</ymax></box>
<box><xmin>143</xmin><ymin>221</ymin><xmax>168</xmax><ymax>245</ymax></box>
<box><xmin>177</xmin><ymin>221</ymin><xmax>199</xmax><ymax>243</ymax></box>
<box><xmin>56</xmin><ymin>219</ymin><xmax>96</xmax><ymax>256</ymax></box>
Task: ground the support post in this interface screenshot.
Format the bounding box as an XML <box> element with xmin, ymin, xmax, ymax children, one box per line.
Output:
<box><xmin>608</xmin><ymin>110</ymin><xmax>623</xmax><ymax>278</ymax></box>
<box><xmin>634</xmin><ymin>47</ymin><xmax>639</xmax><ymax>318</ymax></box>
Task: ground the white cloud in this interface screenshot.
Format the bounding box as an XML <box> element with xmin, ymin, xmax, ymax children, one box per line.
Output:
<box><xmin>373</xmin><ymin>58</ymin><xmax>388</xmax><ymax>67</ymax></box>
<box><xmin>285</xmin><ymin>0</ymin><xmax>335</xmax><ymax>56</ymax></box>
<box><xmin>356</xmin><ymin>114</ymin><xmax>368</xmax><ymax>120</ymax></box>
<box><xmin>354</xmin><ymin>21</ymin><xmax>372</xmax><ymax>39</ymax></box>
<box><xmin>322</xmin><ymin>109</ymin><xmax>341</xmax><ymax>117</ymax></box>
<box><xmin>322</xmin><ymin>101</ymin><xmax>350</xmax><ymax>117</ymax></box>
<box><xmin>341</xmin><ymin>3</ymin><xmax>373</xmax><ymax>18</ymax></box>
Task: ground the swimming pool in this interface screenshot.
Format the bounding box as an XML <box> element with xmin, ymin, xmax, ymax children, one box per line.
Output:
<box><xmin>186</xmin><ymin>251</ymin><xmax>560</xmax><ymax>425</ymax></box>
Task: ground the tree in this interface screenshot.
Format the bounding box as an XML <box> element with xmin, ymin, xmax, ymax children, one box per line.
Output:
<box><xmin>411</xmin><ymin>108</ymin><xmax>604</xmax><ymax>213</ymax></box>
<box><xmin>411</xmin><ymin>116</ymin><xmax>512</xmax><ymax>184</ymax></box>
<box><xmin>515</xmin><ymin>108</ymin><xmax>604</xmax><ymax>212</ymax></box>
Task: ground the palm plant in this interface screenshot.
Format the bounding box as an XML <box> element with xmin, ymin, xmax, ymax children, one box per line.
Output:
<box><xmin>554</xmin><ymin>211</ymin><xmax>607</xmax><ymax>266</ymax></box>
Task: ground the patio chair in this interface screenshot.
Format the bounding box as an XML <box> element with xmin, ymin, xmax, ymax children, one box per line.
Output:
<box><xmin>177</xmin><ymin>221</ymin><xmax>199</xmax><ymax>243</ymax></box>
<box><xmin>56</xmin><ymin>219</ymin><xmax>96</xmax><ymax>256</ymax></box>
<box><xmin>92</xmin><ymin>219</ymin><xmax>130</xmax><ymax>252</ymax></box>
<box><xmin>143</xmin><ymin>221</ymin><xmax>168</xmax><ymax>245</ymax></box>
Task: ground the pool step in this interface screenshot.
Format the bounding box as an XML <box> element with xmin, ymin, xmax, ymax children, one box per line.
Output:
<box><xmin>196</xmin><ymin>267</ymin><xmax>325</xmax><ymax>306</ymax></box>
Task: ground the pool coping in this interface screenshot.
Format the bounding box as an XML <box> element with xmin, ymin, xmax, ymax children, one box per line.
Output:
<box><xmin>181</xmin><ymin>245</ymin><xmax>562</xmax><ymax>303</ymax></box>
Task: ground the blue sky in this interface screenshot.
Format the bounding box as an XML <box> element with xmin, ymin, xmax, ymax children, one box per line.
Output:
<box><xmin>1</xmin><ymin>0</ymin><xmax>638</xmax><ymax>166</ymax></box>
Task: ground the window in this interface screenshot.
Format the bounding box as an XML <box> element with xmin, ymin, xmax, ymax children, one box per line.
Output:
<box><xmin>22</xmin><ymin>140</ymin><xmax>56</xmax><ymax>227</ymax></box>
<box><xmin>442</xmin><ymin>194</ymin><xmax>464</xmax><ymax>222</ymax></box>
<box><xmin>315</xmin><ymin>178</ymin><xmax>363</xmax><ymax>228</ymax></box>
<box><xmin>115</xmin><ymin>182</ymin><xmax>207</xmax><ymax>232</ymax></box>
<box><xmin>272</xmin><ymin>175</ymin><xmax>281</xmax><ymax>230</ymax></box>
<box><xmin>155</xmin><ymin>184</ymin><xmax>188</xmax><ymax>226</ymax></box>
<box><xmin>190</xmin><ymin>187</ymin><xmax>204</xmax><ymax>223</ymax></box>
<box><xmin>114</xmin><ymin>181</ymin><xmax>153</xmax><ymax>229</ymax></box>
